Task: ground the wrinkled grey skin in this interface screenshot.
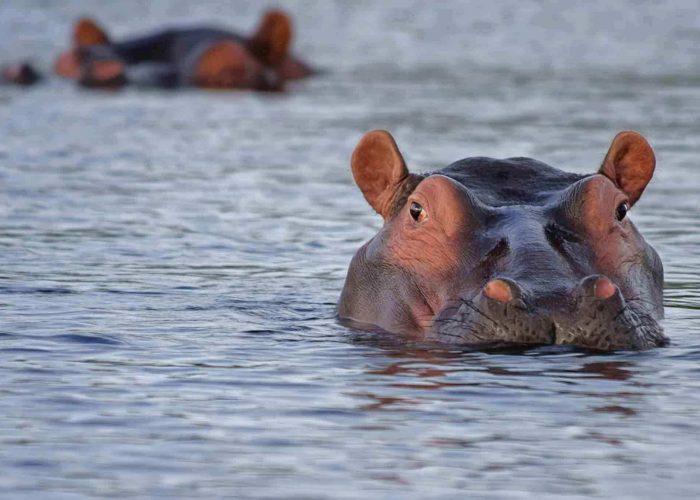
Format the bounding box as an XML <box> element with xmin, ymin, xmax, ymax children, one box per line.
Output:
<box><xmin>339</xmin><ymin>133</ymin><xmax>667</xmax><ymax>351</ymax></box>
<box><xmin>429</xmin><ymin>158</ymin><xmax>665</xmax><ymax>350</ymax></box>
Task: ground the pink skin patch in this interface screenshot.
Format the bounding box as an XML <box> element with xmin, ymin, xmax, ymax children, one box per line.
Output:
<box><xmin>193</xmin><ymin>41</ymin><xmax>262</xmax><ymax>89</ymax></box>
<box><xmin>594</xmin><ymin>276</ymin><xmax>617</xmax><ymax>300</ymax></box>
<box><xmin>55</xmin><ymin>50</ymin><xmax>81</xmax><ymax>79</ymax></box>
<box><xmin>484</xmin><ymin>279</ymin><xmax>513</xmax><ymax>303</ymax></box>
<box><xmin>2</xmin><ymin>65</ymin><xmax>19</xmax><ymax>81</ymax></box>
<box><xmin>90</xmin><ymin>60</ymin><xmax>125</xmax><ymax>82</ymax></box>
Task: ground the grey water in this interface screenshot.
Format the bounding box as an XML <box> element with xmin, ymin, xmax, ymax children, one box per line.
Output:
<box><xmin>1</xmin><ymin>1</ymin><xmax>700</xmax><ymax>498</ymax></box>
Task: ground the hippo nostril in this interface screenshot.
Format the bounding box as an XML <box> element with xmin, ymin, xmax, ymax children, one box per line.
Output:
<box><xmin>580</xmin><ymin>275</ymin><xmax>618</xmax><ymax>301</ymax></box>
<box><xmin>594</xmin><ymin>276</ymin><xmax>617</xmax><ymax>300</ymax></box>
<box><xmin>483</xmin><ymin>279</ymin><xmax>514</xmax><ymax>303</ymax></box>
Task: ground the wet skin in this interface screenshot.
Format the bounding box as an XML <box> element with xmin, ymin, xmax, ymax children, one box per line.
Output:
<box><xmin>338</xmin><ymin>130</ymin><xmax>667</xmax><ymax>351</ymax></box>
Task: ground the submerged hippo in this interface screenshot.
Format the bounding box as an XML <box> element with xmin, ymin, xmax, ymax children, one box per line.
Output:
<box><xmin>338</xmin><ymin>130</ymin><xmax>667</xmax><ymax>350</ymax></box>
<box><xmin>53</xmin><ymin>9</ymin><xmax>314</xmax><ymax>90</ymax></box>
<box><xmin>1</xmin><ymin>62</ymin><xmax>41</xmax><ymax>86</ymax></box>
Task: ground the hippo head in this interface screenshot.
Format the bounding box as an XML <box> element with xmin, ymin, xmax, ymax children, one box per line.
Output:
<box><xmin>338</xmin><ymin>130</ymin><xmax>667</xmax><ymax>351</ymax></box>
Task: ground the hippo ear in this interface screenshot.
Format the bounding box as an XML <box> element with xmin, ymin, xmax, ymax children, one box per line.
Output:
<box><xmin>73</xmin><ymin>18</ymin><xmax>110</xmax><ymax>47</ymax></box>
<box><xmin>598</xmin><ymin>131</ymin><xmax>655</xmax><ymax>206</ymax></box>
<box><xmin>248</xmin><ymin>9</ymin><xmax>293</xmax><ymax>66</ymax></box>
<box><xmin>351</xmin><ymin>130</ymin><xmax>414</xmax><ymax>219</ymax></box>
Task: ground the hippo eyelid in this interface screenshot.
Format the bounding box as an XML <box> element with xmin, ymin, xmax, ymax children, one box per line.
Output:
<box><xmin>615</xmin><ymin>200</ymin><xmax>630</xmax><ymax>222</ymax></box>
<box><xmin>409</xmin><ymin>201</ymin><xmax>428</xmax><ymax>222</ymax></box>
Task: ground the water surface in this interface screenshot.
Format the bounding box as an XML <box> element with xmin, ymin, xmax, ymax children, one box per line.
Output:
<box><xmin>1</xmin><ymin>1</ymin><xmax>700</xmax><ymax>498</ymax></box>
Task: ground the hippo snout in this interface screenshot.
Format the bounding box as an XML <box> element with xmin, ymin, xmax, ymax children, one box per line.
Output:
<box><xmin>434</xmin><ymin>275</ymin><xmax>668</xmax><ymax>351</ymax></box>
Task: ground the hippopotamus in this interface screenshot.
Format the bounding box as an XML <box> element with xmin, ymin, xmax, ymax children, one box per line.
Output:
<box><xmin>338</xmin><ymin>130</ymin><xmax>667</xmax><ymax>351</ymax></box>
<box><xmin>53</xmin><ymin>9</ymin><xmax>314</xmax><ymax>90</ymax></box>
<box><xmin>1</xmin><ymin>62</ymin><xmax>41</xmax><ymax>86</ymax></box>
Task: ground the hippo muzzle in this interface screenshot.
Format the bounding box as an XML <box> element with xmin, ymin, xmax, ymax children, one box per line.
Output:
<box><xmin>435</xmin><ymin>275</ymin><xmax>666</xmax><ymax>350</ymax></box>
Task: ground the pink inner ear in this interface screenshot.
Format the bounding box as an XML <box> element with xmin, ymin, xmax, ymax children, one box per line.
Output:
<box><xmin>615</xmin><ymin>145</ymin><xmax>653</xmax><ymax>201</ymax></box>
<box><xmin>351</xmin><ymin>130</ymin><xmax>409</xmax><ymax>218</ymax></box>
<box><xmin>599</xmin><ymin>131</ymin><xmax>655</xmax><ymax>206</ymax></box>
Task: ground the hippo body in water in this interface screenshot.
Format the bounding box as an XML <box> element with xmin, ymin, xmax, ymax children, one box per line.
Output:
<box><xmin>53</xmin><ymin>10</ymin><xmax>314</xmax><ymax>90</ymax></box>
<box><xmin>338</xmin><ymin>130</ymin><xmax>667</xmax><ymax>351</ymax></box>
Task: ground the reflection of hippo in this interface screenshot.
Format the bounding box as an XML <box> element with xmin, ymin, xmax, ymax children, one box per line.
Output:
<box><xmin>53</xmin><ymin>9</ymin><xmax>314</xmax><ymax>90</ymax></box>
<box><xmin>339</xmin><ymin>130</ymin><xmax>667</xmax><ymax>351</ymax></box>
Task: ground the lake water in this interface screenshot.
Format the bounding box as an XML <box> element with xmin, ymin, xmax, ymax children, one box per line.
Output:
<box><xmin>2</xmin><ymin>1</ymin><xmax>700</xmax><ymax>498</ymax></box>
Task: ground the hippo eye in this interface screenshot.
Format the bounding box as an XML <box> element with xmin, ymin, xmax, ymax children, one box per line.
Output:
<box><xmin>616</xmin><ymin>202</ymin><xmax>629</xmax><ymax>221</ymax></box>
<box><xmin>409</xmin><ymin>201</ymin><xmax>427</xmax><ymax>222</ymax></box>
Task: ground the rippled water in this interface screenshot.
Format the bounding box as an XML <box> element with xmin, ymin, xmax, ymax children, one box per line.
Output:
<box><xmin>2</xmin><ymin>1</ymin><xmax>700</xmax><ymax>498</ymax></box>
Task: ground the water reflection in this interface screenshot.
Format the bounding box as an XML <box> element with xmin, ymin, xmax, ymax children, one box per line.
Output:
<box><xmin>352</xmin><ymin>339</ymin><xmax>646</xmax><ymax>423</ymax></box>
<box><xmin>566</xmin><ymin>361</ymin><xmax>634</xmax><ymax>381</ymax></box>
